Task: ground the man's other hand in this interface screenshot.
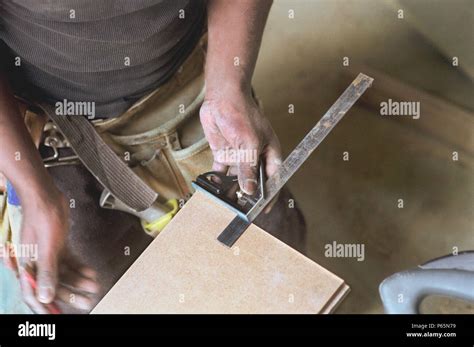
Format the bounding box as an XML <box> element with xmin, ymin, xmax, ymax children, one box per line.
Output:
<box><xmin>18</xmin><ymin>185</ymin><xmax>99</xmax><ymax>313</ymax></box>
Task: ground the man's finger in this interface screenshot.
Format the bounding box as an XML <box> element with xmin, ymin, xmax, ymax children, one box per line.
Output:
<box><xmin>36</xmin><ymin>257</ymin><xmax>58</xmax><ymax>304</ymax></box>
<box><xmin>75</xmin><ymin>266</ymin><xmax>98</xmax><ymax>282</ymax></box>
<box><xmin>19</xmin><ymin>270</ymin><xmax>49</xmax><ymax>314</ymax></box>
<box><xmin>56</xmin><ymin>286</ymin><xmax>95</xmax><ymax>311</ymax></box>
<box><xmin>62</xmin><ymin>255</ymin><xmax>98</xmax><ymax>281</ymax></box>
<box><xmin>227</xmin><ymin>165</ymin><xmax>238</xmax><ymax>176</ymax></box>
<box><xmin>263</xmin><ymin>142</ymin><xmax>282</xmax><ymax>179</ymax></box>
<box><xmin>237</xmin><ymin>161</ymin><xmax>259</xmax><ymax>195</ymax></box>
<box><xmin>59</xmin><ymin>268</ymin><xmax>100</xmax><ymax>295</ymax></box>
<box><xmin>212</xmin><ymin>161</ymin><xmax>229</xmax><ymax>174</ymax></box>
<box><xmin>264</xmin><ymin>194</ymin><xmax>279</xmax><ymax>214</ymax></box>
<box><xmin>262</xmin><ymin>139</ymin><xmax>283</xmax><ymax>213</ymax></box>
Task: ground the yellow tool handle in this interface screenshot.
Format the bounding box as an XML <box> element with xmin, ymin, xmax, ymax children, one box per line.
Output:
<box><xmin>141</xmin><ymin>199</ymin><xmax>179</xmax><ymax>237</ymax></box>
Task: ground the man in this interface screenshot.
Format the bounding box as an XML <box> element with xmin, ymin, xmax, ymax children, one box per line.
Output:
<box><xmin>0</xmin><ymin>0</ymin><xmax>306</xmax><ymax>313</ymax></box>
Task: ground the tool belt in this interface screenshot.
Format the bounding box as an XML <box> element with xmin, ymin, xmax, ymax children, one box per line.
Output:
<box><xmin>0</xmin><ymin>35</ymin><xmax>213</xmax><ymax>244</ymax></box>
<box><xmin>94</xmin><ymin>42</ymin><xmax>211</xmax><ymax>201</ymax></box>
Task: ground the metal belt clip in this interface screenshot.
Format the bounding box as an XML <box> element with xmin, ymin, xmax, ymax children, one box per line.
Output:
<box><xmin>99</xmin><ymin>188</ymin><xmax>170</xmax><ymax>223</ymax></box>
<box><xmin>99</xmin><ymin>188</ymin><xmax>179</xmax><ymax>237</ymax></box>
<box><xmin>42</xmin><ymin>122</ymin><xmax>80</xmax><ymax>167</ymax></box>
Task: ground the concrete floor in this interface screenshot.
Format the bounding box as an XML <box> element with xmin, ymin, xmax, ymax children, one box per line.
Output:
<box><xmin>254</xmin><ymin>0</ymin><xmax>474</xmax><ymax>313</ymax></box>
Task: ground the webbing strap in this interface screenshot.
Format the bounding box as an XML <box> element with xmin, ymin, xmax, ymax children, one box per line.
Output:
<box><xmin>39</xmin><ymin>103</ymin><xmax>157</xmax><ymax>212</ymax></box>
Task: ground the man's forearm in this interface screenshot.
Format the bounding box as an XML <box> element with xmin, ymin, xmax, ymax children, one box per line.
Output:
<box><xmin>0</xmin><ymin>74</ymin><xmax>56</xmax><ymax>201</ymax></box>
<box><xmin>205</xmin><ymin>0</ymin><xmax>273</xmax><ymax>97</ymax></box>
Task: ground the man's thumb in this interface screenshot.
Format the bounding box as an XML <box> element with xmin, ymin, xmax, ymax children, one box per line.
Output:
<box><xmin>238</xmin><ymin>162</ymin><xmax>258</xmax><ymax>195</ymax></box>
<box><xmin>36</xmin><ymin>258</ymin><xmax>58</xmax><ymax>304</ymax></box>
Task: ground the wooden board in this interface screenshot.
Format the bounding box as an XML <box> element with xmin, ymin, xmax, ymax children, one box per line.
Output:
<box><xmin>92</xmin><ymin>191</ymin><xmax>349</xmax><ymax>314</ymax></box>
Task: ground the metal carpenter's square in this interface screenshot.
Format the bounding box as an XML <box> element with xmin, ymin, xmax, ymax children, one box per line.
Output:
<box><xmin>193</xmin><ymin>73</ymin><xmax>374</xmax><ymax>247</ymax></box>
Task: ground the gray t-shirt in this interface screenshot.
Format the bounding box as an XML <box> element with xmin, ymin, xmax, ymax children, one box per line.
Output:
<box><xmin>0</xmin><ymin>0</ymin><xmax>206</xmax><ymax>117</ymax></box>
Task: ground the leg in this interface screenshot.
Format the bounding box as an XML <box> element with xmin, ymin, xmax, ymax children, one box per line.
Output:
<box><xmin>46</xmin><ymin>164</ymin><xmax>153</xmax><ymax>313</ymax></box>
<box><xmin>254</xmin><ymin>186</ymin><xmax>307</xmax><ymax>253</ymax></box>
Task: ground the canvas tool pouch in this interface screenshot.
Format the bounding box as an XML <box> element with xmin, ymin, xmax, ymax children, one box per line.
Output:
<box><xmin>93</xmin><ymin>37</ymin><xmax>212</xmax><ymax>202</ymax></box>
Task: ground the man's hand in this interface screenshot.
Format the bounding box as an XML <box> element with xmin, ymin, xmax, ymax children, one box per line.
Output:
<box><xmin>18</xmin><ymin>184</ymin><xmax>66</xmax><ymax>313</ymax></box>
<box><xmin>18</xmin><ymin>184</ymin><xmax>99</xmax><ymax>313</ymax></box>
<box><xmin>1</xmin><ymin>74</ymin><xmax>99</xmax><ymax>313</ymax></box>
<box><xmin>204</xmin><ymin>0</ymin><xmax>276</xmax><ymax>202</ymax></box>
<box><xmin>200</xmin><ymin>89</ymin><xmax>282</xmax><ymax>197</ymax></box>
